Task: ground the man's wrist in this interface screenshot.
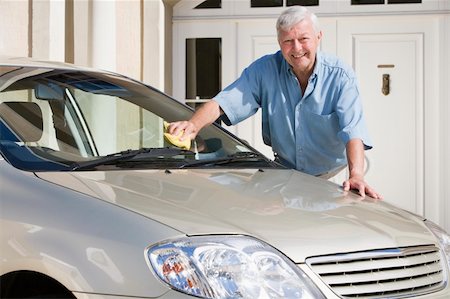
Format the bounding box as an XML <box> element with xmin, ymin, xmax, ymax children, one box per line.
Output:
<box><xmin>349</xmin><ymin>169</ymin><xmax>364</xmax><ymax>180</ymax></box>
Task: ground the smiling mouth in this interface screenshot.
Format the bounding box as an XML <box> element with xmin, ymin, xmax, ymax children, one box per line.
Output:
<box><xmin>292</xmin><ymin>53</ymin><xmax>307</xmax><ymax>59</ymax></box>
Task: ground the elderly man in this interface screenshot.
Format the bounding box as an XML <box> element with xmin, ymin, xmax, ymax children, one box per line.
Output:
<box><xmin>168</xmin><ymin>6</ymin><xmax>382</xmax><ymax>199</ymax></box>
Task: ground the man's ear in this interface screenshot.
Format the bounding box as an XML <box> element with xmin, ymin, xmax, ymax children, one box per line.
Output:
<box><xmin>317</xmin><ymin>30</ymin><xmax>323</xmax><ymax>41</ymax></box>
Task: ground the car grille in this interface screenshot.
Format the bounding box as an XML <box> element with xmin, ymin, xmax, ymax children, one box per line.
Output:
<box><xmin>306</xmin><ymin>245</ymin><xmax>446</xmax><ymax>298</ymax></box>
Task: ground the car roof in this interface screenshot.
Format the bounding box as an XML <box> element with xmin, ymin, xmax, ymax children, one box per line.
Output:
<box><xmin>0</xmin><ymin>56</ymin><xmax>103</xmax><ymax>73</ymax></box>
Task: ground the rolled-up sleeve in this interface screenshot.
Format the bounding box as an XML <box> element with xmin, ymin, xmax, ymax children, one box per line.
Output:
<box><xmin>214</xmin><ymin>66</ymin><xmax>262</xmax><ymax>126</ymax></box>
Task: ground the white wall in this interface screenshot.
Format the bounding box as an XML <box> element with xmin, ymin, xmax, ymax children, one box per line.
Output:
<box><xmin>0</xmin><ymin>1</ymin><xmax>29</xmax><ymax>57</ymax></box>
<box><xmin>32</xmin><ymin>1</ymin><xmax>51</xmax><ymax>59</ymax></box>
<box><xmin>0</xmin><ymin>0</ymin><xmax>166</xmax><ymax>89</ymax></box>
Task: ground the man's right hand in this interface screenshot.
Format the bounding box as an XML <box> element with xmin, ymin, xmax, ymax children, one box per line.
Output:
<box><xmin>167</xmin><ymin>100</ymin><xmax>223</xmax><ymax>141</ymax></box>
<box><xmin>167</xmin><ymin>120</ymin><xmax>199</xmax><ymax>141</ymax></box>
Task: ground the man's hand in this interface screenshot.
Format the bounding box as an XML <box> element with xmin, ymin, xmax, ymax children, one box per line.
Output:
<box><xmin>168</xmin><ymin>100</ymin><xmax>223</xmax><ymax>141</ymax></box>
<box><xmin>167</xmin><ymin>120</ymin><xmax>199</xmax><ymax>141</ymax></box>
<box><xmin>345</xmin><ymin>139</ymin><xmax>382</xmax><ymax>199</ymax></box>
<box><xmin>343</xmin><ymin>175</ymin><xmax>383</xmax><ymax>199</ymax></box>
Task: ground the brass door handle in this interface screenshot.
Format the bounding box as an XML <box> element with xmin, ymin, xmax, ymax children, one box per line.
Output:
<box><xmin>382</xmin><ymin>74</ymin><xmax>390</xmax><ymax>96</ymax></box>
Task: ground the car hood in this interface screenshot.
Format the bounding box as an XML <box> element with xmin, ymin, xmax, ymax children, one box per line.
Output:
<box><xmin>37</xmin><ymin>168</ymin><xmax>434</xmax><ymax>262</ymax></box>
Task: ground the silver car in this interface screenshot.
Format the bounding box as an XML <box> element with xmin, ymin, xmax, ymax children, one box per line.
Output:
<box><xmin>1</xmin><ymin>57</ymin><xmax>449</xmax><ymax>299</ymax></box>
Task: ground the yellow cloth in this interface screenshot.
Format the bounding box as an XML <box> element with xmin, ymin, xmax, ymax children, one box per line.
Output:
<box><xmin>163</xmin><ymin>121</ymin><xmax>191</xmax><ymax>150</ymax></box>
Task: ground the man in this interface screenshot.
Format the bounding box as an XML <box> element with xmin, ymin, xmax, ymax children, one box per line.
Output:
<box><xmin>169</xmin><ymin>6</ymin><xmax>382</xmax><ymax>199</ymax></box>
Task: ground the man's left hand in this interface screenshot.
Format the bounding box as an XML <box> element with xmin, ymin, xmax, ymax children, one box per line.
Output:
<box><xmin>343</xmin><ymin>175</ymin><xmax>383</xmax><ymax>199</ymax></box>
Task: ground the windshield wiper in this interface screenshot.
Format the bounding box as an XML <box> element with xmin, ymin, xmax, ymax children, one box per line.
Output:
<box><xmin>179</xmin><ymin>151</ymin><xmax>270</xmax><ymax>168</ymax></box>
<box><xmin>71</xmin><ymin>147</ymin><xmax>194</xmax><ymax>170</ymax></box>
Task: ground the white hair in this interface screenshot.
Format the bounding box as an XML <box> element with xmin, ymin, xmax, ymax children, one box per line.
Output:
<box><xmin>276</xmin><ymin>6</ymin><xmax>320</xmax><ymax>37</ymax></box>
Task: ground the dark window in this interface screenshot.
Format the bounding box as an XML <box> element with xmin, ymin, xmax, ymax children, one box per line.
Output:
<box><xmin>185</xmin><ymin>38</ymin><xmax>222</xmax><ymax>100</ymax></box>
<box><xmin>287</xmin><ymin>0</ymin><xmax>319</xmax><ymax>6</ymax></box>
<box><xmin>251</xmin><ymin>0</ymin><xmax>283</xmax><ymax>7</ymax></box>
<box><xmin>388</xmin><ymin>0</ymin><xmax>421</xmax><ymax>3</ymax></box>
<box><xmin>351</xmin><ymin>0</ymin><xmax>384</xmax><ymax>4</ymax></box>
<box><xmin>195</xmin><ymin>0</ymin><xmax>221</xmax><ymax>9</ymax></box>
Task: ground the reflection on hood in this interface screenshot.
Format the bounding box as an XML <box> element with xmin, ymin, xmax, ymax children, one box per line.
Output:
<box><xmin>206</xmin><ymin>169</ymin><xmax>359</xmax><ymax>214</ymax></box>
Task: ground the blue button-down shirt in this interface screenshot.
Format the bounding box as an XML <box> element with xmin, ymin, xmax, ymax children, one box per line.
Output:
<box><xmin>214</xmin><ymin>51</ymin><xmax>372</xmax><ymax>176</ymax></box>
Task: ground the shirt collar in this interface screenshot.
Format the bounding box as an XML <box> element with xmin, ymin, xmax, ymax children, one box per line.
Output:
<box><xmin>281</xmin><ymin>50</ymin><xmax>322</xmax><ymax>80</ymax></box>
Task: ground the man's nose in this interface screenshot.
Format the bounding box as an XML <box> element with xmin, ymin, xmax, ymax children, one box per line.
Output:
<box><xmin>293</xmin><ymin>39</ymin><xmax>302</xmax><ymax>51</ymax></box>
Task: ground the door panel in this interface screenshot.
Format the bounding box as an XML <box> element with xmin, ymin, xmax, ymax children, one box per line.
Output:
<box><xmin>355</xmin><ymin>34</ymin><xmax>423</xmax><ymax>214</ymax></box>
<box><xmin>337</xmin><ymin>17</ymin><xmax>440</xmax><ymax>220</ymax></box>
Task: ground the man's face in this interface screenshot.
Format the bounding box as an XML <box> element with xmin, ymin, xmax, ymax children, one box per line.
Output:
<box><xmin>278</xmin><ymin>18</ymin><xmax>322</xmax><ymax>75</ymax></box>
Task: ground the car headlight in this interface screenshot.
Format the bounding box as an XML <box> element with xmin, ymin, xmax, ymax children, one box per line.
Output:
<box><xmin>424</xmin><ymin>220</ymin><xmax>450</xmax><ymax>270</ymax></box>
<box><xmin>146</xmin><ymin>235</ymin><xmax>324</xmax><ymax>299</ymax></box>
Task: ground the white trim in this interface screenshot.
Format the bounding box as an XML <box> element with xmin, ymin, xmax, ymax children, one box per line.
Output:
<box><xmin>173</xmin><ymin>0</ymin><xmax>449</xmax><ymax>20</ymax></box>
<box><xmin>440</xmin><ymin>0</ymin><xmax>450</xmax><ymax>10</ymax></box>
<box><xmin>173</xmin><ymin>0</ymin><xmax>234</xmax><ymax>18</ymax></box>
<box><xmin>422</xmin><ymin>17</ymin><xmax>441</xmax><ymax>226</ymax></box>
<box><xmin>336</xmin><ymin>0</ymin><xmax>440</xmax><ymax>15</ymax></box>
<box><xmin>441</xmin><ymin>14</ymin><xmax>450</xmax><ymax>233</ymax></box>
<box><xmin>232</xmin><ymin>0</ymin><xmax>337</xmax><ymax>16</ymax></box>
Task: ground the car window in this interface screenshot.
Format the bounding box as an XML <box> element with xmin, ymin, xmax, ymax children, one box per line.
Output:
<box><xmin>0</xmin><ymin>67</ymin><xmax>276</xmax><ymax>171</ymax></box>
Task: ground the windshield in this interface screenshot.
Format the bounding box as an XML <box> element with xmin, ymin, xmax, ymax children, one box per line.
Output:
<box><xmin>0</xmin><ymin>66</ymin><xmax>277</xmax><ymax>171</ymax></box>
